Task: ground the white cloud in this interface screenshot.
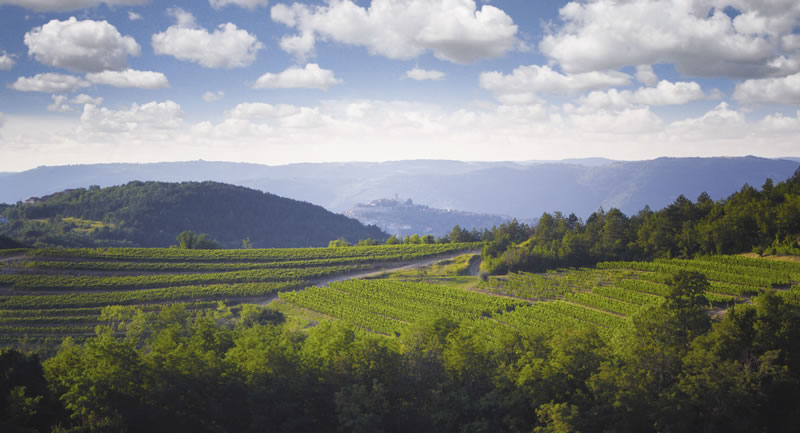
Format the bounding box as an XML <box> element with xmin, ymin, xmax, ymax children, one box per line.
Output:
<box><xmin>578</xmin><ymin>80</ymin><xmax>706</xmax><ymax>111</ymax></box>
<box><xmin>758</xmin><ymin>111</ymin><xmax>800</xmax><ymax>132</ymax></box>
<box><xmin>71</xmin><ymin>94</ymin><xmax>103</xmax><ymax>105</ymax></box>
<box><xmin>253</xmin><ymin>63</ymin><xmax>341</xmax><ymax>90</ymax></box>
<box><xmin>152</xmin><ymin>8</ymin><xmax>263</xmax><ymax>69</ymax></box>
<box><xmin>203</xmin><ymin>91</ymin><xmax>225</xmax><ymax>102</ymax></box>
<box><xmin>570</xmin><ymin>107</ymin><xmax>663</xmax><ymax>134</ymax></box>
<box><xmin>6</xmin><ymin>97</ymin><xmax>800</xmax><ymax>172</ymax></box>
<box><xmin>635</xmin><ymin>65</ymin><xmax>658</xmax><ymax>87</ymax></box>
<box><xmin>0</xmin><ymin>0</ymin><xmax>148</xmax><ymax>12</ymax></box>
<box><xmin>10</xmin><ymin>73</ymin><xmax>90</xmax><ymax>93</ymax></box>
<box><xmin>47</xmin><ymin>94</ymin><xmax>73</xmax><ymax>112</ymax></box>
<box><xmin>85</xmin><ymin>69</ymin><xmax>170</xmax><ymax>89</ymax></box>
<box><xmin>479</xmin><ymin>64</ymin><xmax>630</xmax><ymax>104</ymax></box>
<box><xmin>0</xmin><ymin>51</ymin><xmax>15</xmax><ymax>70</ymax></box>
<box><xmin>783</xmin><ymin>34</ymin><xmax>800</xmax><ymax>52</ymax></box>
<box><xmin>669</xmin><ymin>102</ymin><xmax>748</xmax><ymax>139</ymax></box>
<box><xmin>210</xmin><ymin>0</ymin><xmax>269</xmax><ymax>9</ymax></box>
<box><xmin>128</xmin><ymin>11</ymin><xmax>142</xmax><ymax>21</ymax></box>
<box><xmin>733</xmin><ymin>72</ymin><xmax>800</xmax><ymax>104</ymax></box>
<box><xmin>47</xmin><ymin>93</ymin><xmax>104</xmax><ymax>112</ymax></box>
<box><xmin>24</xmin><ymin>17</ymin><xmax>140</xmax><ymax>73</ymax></box>
<box><xmin>539</xmin><ymin>0</ymin><xmax>800</xmax><ymax>77</ymax></box>
<box><xmin>80</xmin><ymin>100</ymin><xmax>183</xmax><ymax>133</ymax></box>
<box><xmin>270</xmin><ymin>0</ymin><xmax>519</xmax><ymax>64</ymax></box>
<box><xmin>406</xmin><ymin>67</ymin><xmax>445</xmax><ymax>81</ymax></box>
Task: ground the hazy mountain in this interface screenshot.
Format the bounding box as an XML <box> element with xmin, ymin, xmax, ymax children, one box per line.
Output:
<box><xmin>0</xmin><ymin>181</ymin><xmax>386</xmax><ymax>248</ymax></box>
<box><xmin>344</xmin><ymin>198</ymin><xmax>512</xmax><ymax>238</ymax></box>
<box><xmin>1</xmin><ymin>157</ymin><xmax>797</xmax><ymax>220</ymax></box>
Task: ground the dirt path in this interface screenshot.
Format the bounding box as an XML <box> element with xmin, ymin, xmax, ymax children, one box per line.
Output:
<box><xmin>0</xmin><ymin>254</ymin><xmax>25</xmax><ymax>263</ymax></box>
<box><xmin>253</xmin><ymin>249</ymin><xmax>482</xmax><ymax>306</ymax></box>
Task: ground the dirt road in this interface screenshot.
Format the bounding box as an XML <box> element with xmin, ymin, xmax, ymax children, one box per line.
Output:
<box><xmin>255</xmin><ymin>249</ymin><xmax>481</xmax><ymax>305</ymax></box>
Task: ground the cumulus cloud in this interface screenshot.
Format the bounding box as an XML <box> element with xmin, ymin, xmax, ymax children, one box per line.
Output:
<box><xmin>539</xmin><ymin>0</ymin><xmax>800</xmax><ymax>77</ymax></box>
<box><xmin>479</xmin><ymin>64</ymin><xmax>630</xmax><ymax>104</ymax></box>
<box><xmin>203</xmin><ymin>91</ymin><xmax>225</xmax><ymax>102</ymax></box>
<box><xmin>152</xmin><ymin>8</ymin><xmax>263</xmax><ymax>69</ymax></box>
<box><xmin>9</xmin><ymin>73</ymin><xmax>90</xmax><ymax>93</ymax></box>
<box><xmin>635</xmin><ymin>65</ymin><xmax>658</xmax><ymax>87</ymax></box>
<box><xmin>570</xmin><ymin>107</ymin><xmax>663</xmax><ymax>135</ymax></box>
<box><xmin>24</xmin><ymin>17</ymin><xmax>140</xmax><ymax>73</ymax></box>
<box><xmin>577</xmin><ymin>80</ymin><xmax>706</xmax><ymax>111</ymax></box>
<box><xmin>406</xmin><ymin>67</ymin><xmax>445</xmax><ymax>81</ymax></box>
<box><xmin>0</xmin><ymin>0</ymin><xmax>148</xmax><ymax>12</ymax></box>
<box><xmin>669</xmin><ymin>102</ymin><xmax>748</xmax><ymax>139</ymax></box>
<box><xmin>71</xmin><ymin>94</ymin><xmax>103</xmax><ymax>105</ymax></box>
<box><xmin>270</xmin><ymin>0</ymin><xmax>519</xmax><ymax>64</ymax></box>
<box><xmin>733</xmin><ymin>72</ymin><xmax>800</xmax><ymax>104</ymax></box>
<box><xmin>46</xmin><ymin>93</ymin><xmax>105</xmax><ymax>112</ymax></box>
<box><xmin>128</xmin><ymin>11</ymin><xmax>142</xmax><ymax>21</ymax></box>
<box><xmin>80</xmin><ymin>100</ymin><xmax>183</xmax><ymax>133</ymax></box>
<box><xmin>253</xmin><ymin>63</ymin><xmax>341</xmax><ymax>90</ymax></box>
<box><xmin>0</xmin><ymin>51</ymin><xmax>15</xmax><ymax>70</ymax></box>
<box><xmin>85</xmin><ymin>69</ymin><xmax>170</xmax><ymax>89</ymax></box>
<box><xmin>210</xmin><ymin>0</ymin><xmax>269</xmax><ymax>9</ymax></box>
<box><xmin>7</xmin><ymin>96</ymin><xmax>800</xmax><ymax>171</ymax></box>
<box><xmin>47</xmin><ymin>94</ymin><xmax>73</xmax><ymax>112</ymax></box>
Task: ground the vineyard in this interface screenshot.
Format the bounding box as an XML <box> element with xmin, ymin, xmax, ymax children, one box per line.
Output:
<box><xmin>0</xmin><ymin>243</ymin><xmax>479</xmax><ymax>349</ymax></box>
<box><xmin>278</xmin><ymin>254</ymin><xmax>800</xmax><ymax>340</ymax></box>
<box><xmin>3</xmin><ymin>245</ymin><xmax>799</xmax><ymax>350</ymax></box>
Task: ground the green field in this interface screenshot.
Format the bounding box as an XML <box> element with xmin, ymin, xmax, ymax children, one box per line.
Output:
<box><xmin>278</xmin><ymin>253</ymin><xmax>800</xmax><ymax>342</ymax></box>
<box><xmin>4</xmin><ymin>246</ymin><xmax>800</xmax><ymax>351</ymax></box>
<box><xmin>0</xmin><ymin>243</ymin><xmax>479</xmax><ymax>350</ymax></box>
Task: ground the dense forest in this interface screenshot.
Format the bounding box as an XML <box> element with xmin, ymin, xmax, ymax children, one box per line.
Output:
<box><xmin>2</xmin><ymin>271</ymin><xmax>799</xmax><ymax>433</ymax></box>
<box><xmin>0</xmin><ymin>181</ymin><xmax>387</xmax><ymax>248</ymax></box>
<box><xmin>480</xmin><ymin>168</ymin><xmax>800</xmax><ymax>273</ymax></box>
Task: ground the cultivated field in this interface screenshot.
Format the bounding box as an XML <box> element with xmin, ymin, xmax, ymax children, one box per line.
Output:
<box><xmin>0</xmin><ymin>243</ymin><xmax>480</xmax><ymax>349</ymax></box>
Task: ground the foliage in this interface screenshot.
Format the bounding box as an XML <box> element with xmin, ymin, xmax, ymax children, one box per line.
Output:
<box><xmin>483</xmin><ymin>170</ymin><xmax>800</xmax><ymax>274</ymax></box>
<box><xmin>0</xmin><ymin>181</ymin><xmax>388</xmax><ymax>248</ymax></box>
<box><xmin>0</xmin><ymin>287</ymin><xmax>794</xmax><ymax>432</ymax></box>
<box><xmin>174</xmin><ymin>230</ymin><xmax>219</xmax><ymax>249</ymax></box>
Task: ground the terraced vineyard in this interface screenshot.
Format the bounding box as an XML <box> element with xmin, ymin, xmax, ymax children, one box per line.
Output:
<box><xmin>0</xmin><ymin>243</ymin><xmax>479</xmax><ymax>349</ymax></box>
<box><xmin>279</xmin><ymin>254</ymin><xmax>800</xmax><ymax>340</ymax></box>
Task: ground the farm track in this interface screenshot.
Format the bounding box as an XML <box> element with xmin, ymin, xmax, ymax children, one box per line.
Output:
<box><xmin>248</xmin><ymin>249</ymin><xmax>482</xmax><ymax>306</ymax></box>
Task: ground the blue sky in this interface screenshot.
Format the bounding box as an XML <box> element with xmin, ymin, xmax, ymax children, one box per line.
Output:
<box><xmin>0</xmin><ymin>0</ymin><xmax>799</xmax><ymax>171</ymax></box>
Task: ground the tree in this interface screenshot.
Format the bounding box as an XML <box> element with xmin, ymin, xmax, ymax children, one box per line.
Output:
<box><xmin>329</xmin><ymin>238</ymin><xmax>351</xmax><ymax>248</ymax></box>
<box><xmin>176</xmin><ymin>231</ymin><xmax>219</xmax><ymax>249</ymax></box>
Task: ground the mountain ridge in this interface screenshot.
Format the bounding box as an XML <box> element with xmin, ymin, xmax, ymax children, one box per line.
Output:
<box><xmin>2</xmin><ymin>157</ymin><xmax>797</xmax><ymax>220</ymax></box>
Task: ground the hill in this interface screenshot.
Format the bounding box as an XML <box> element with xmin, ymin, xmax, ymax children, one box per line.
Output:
<box><xmin>344</xmin><ymin>197</ymin><xmax>512</xmax><ymax>237</ymax></box>
<box><xmin>0</xmin><ymin>181</ymin><xmax>386</xmax><ymax>248</ymax></box>
<box><xmin>1</xmin><ymin>157</ymin><xmax>798</xmax><ymax>219</ymax></box>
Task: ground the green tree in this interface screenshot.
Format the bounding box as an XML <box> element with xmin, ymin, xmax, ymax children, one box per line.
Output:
<box><xmin>329</xmin><ymin>238</ymin><xmax>351</xmax><ymax>247</ymax></box>
<box><xmin>176</xmin><ymin>230</ymin><xmax>219</xmax><ymax>249</ymax></box>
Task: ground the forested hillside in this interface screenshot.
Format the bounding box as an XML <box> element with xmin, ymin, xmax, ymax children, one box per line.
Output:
<box><xmin>0</xmin><ymin>181</ymin><xmax>386</xmax><ymax>248</ymax></box>
<box><xmin>2</xmin><ymin>157</ymin><xmax>797</xmax><ymax>218</ymax></box>
<box><xmin>482</xmin><ymin>168</ymin><xmax>800</xmax><ymax>273</ymax></box>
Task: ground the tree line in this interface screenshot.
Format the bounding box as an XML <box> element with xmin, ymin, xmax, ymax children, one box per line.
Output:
<box><xmin>2</xmin><ymin>271</ymin><xmax>799</xmax><ymax>432</ymax></box>
<box><xmin>481</xmin><ymin>169</ymin><xmax>800</xmax><ymax>274</ymax></box>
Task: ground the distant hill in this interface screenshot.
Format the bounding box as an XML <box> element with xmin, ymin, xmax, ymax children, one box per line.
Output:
<box><xmin>1</xmin><ymin>157</ymin><xmax>798</xmax><ymax>219</ymax></box>
<box><xmin>344</xmin><ymin>198</ymin><xmax>512</xmax><ymax>238</ymax></box>
<box><xmin>0</xmin><ymin>181</ymin><xmax>386</xmax><ymax>248</ymax></box>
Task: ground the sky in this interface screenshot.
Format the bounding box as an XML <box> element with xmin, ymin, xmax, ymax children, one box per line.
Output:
<box><xmin>0</xmin><ymin>0</ymin><xmax>799</xmax><ymax>172</ymax></box>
